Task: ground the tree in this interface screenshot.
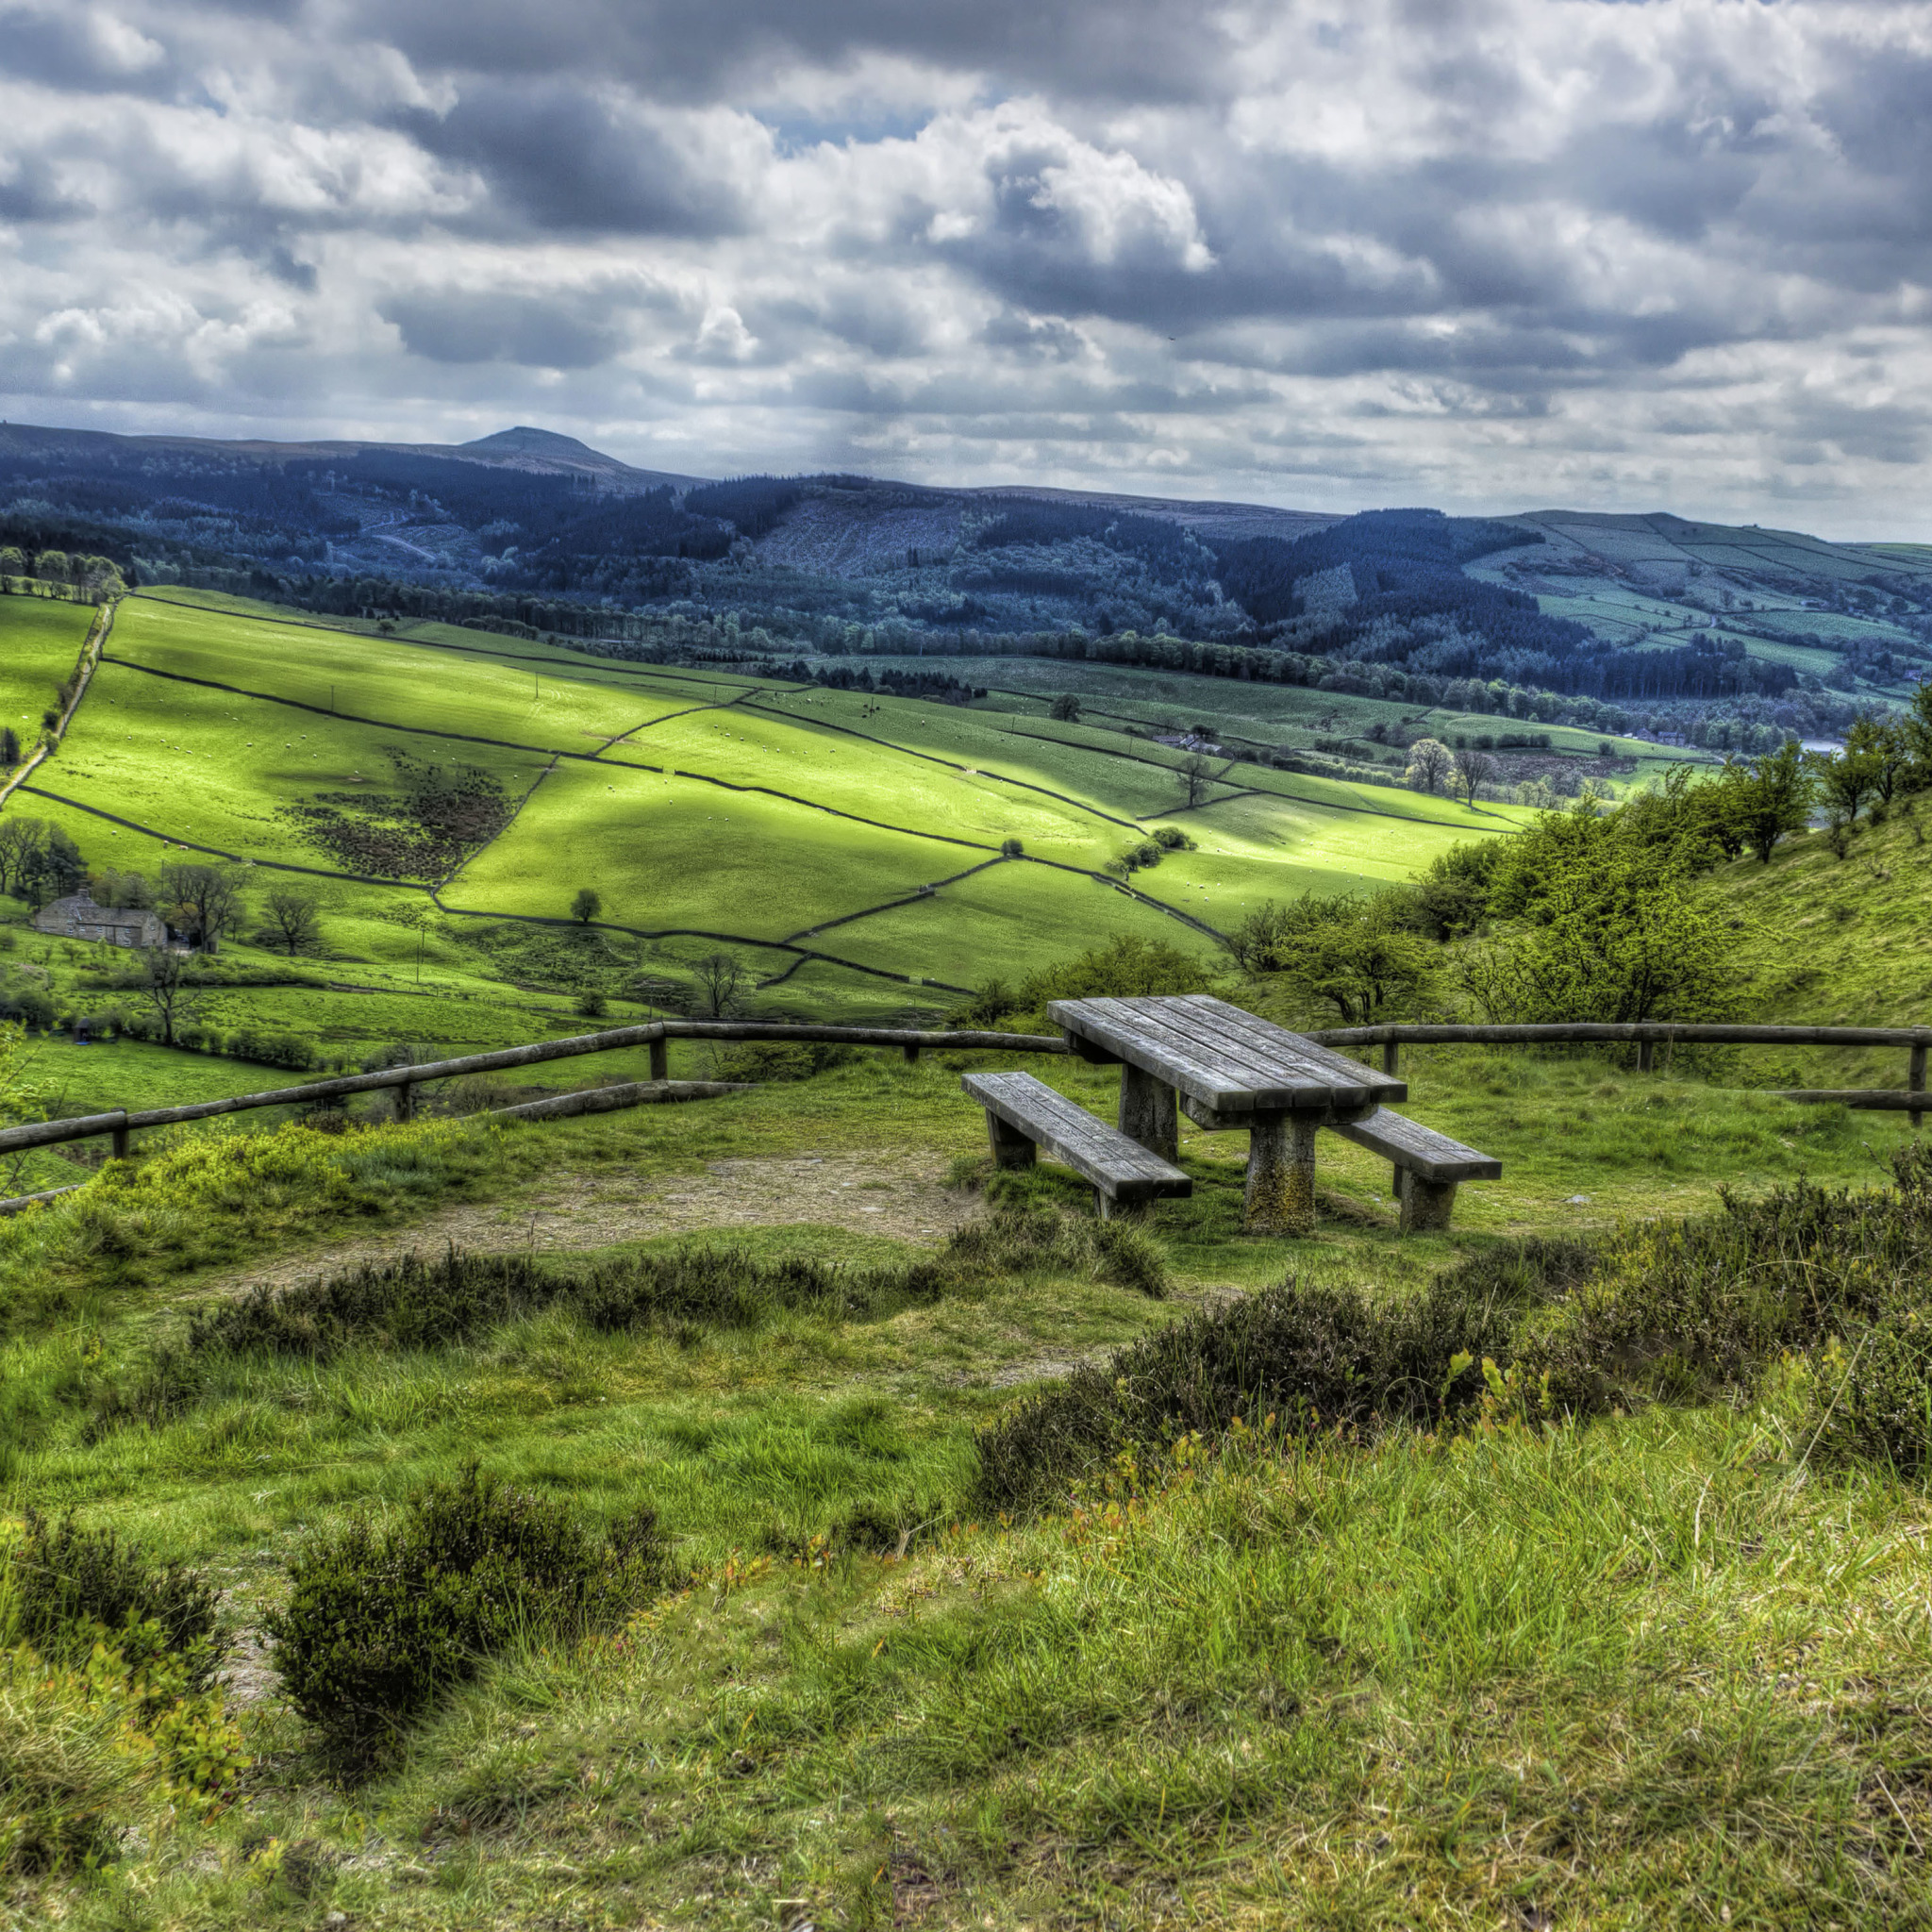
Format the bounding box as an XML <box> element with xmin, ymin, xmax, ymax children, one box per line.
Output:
<box><xmin>158</xmin><ymin>862</ymin><xmax>245</xmax><ymax>953</ymax></box>
<box><xmin>1734</xmin><ymin>741</ymin><xmax>1814</xmax><ymax>862</ymax></box>
<box><xmin>0</xmin><ymin>817</ymin><xmax>47</xmax><ymax>898</ymax></box>
<box><xmin>259</xmin><ymin>886</ymin><xmax>325</xmax><ymax>956</ymax></box>
<box><xmin>1179</xmin><ymin>753</ymin><xmax>1225</xmax><ymax>809</ymax></box>
<box><xmin>692</xmin><ymin>952</ymin><xmax>748</xmax><ymax>1018</ymax></box>
<box><xmin>1405</xmin><ymin>737</ymin><xmax>1453</xmax><ymax>794</ymax></box>
<box><xmin>571</xmin><ymin>888</ymin><xmax>602</xmax><ymax>925</ymax></box>
<box><xmin>0</xmin><ymin>726</ymin><xmax>19</xmax><ymax>770</ymax></box>
<box><xmin>125</xmin><ymin>946</ymin><xmax>202</xmax><ymax>1046</ymax></box>
<box><xmin>1807</xmin><ymin>724</ymin><xmax>1885</xmax><ymax>827</ymax></box>
<box><xmin>1049</xmin><ymin>693</ymin><xmax>1081</xmax><ymax>723</ymax></box>
<box><xmin>1458</xmin><ymin>844</ymin><xmax>1745</xmax><ymax>1027</ymax></box>
<box><xmin>1451</xmin><ymin>747</ymin><xmax>1498</xmax><ymax>804</ymax></box>
<box><xmin>19</xmin><ymin>824</ymin><xmax>84</xmax><ymax>908</ymax></box>
<box><xmin>1229</xmin><ymin>891</ymin><xmax>1436</xmax><ymax>1025</ymax></box>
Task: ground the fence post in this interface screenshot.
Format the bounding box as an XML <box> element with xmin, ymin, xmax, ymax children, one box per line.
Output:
<box><xmin>1637</xmin><ymin>1040</ymin><xmax>1655</xmax><ymax>1074</ymax></box>
<box><xmin>1912</xmin><ymin>1038</ymin><xmax>1926</xmax><ymax>1131</ymax></box>
<box><xmin>393</xmin><ymin>1080</ymin><xmax>416</xmax><ymax>1124</ymax></box>
<box><xmin>649</xmin><ymin>1038</ymin><xmax>669</xmax><ymax>1082</ymax></box>
<box><xmin>1381</xmin><ymin>1038</ymin><xmax>1401</xmax><ymax>1078</ymax></box>
<box><xmin>903</xmin><ymin>1042</ymin><xmax>921</xmax><ymax>1063</ymax></box>
<box><xmin>110</xmin><ymin>1113</ymin><xmax>129</xmax><ymax>1160</ymax></box>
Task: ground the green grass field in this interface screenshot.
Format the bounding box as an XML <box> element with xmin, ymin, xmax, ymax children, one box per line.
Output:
<box><xmin>0</xmin><ymin>595</ymin><xmax>91</xmax><ymax>748</ymax></box>
<box><xmin>0</xmin><ymin>591</ymin><xmax>1549</xmax><ymax>1036</ymax></box>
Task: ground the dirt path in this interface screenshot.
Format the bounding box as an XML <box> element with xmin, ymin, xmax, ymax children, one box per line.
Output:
<box><xmin>198</xmin><ymin>1151</ymin><xmax>979</xmax><ymax>1299</ymax></box>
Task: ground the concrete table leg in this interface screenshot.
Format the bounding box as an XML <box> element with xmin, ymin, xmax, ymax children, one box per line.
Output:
<box><xmin>1400</xmin><ymin>1175</ymin><xmax>1459</xmax><ymax>1232</ymax></box>
<box><xmin>1244</xmin><ymin>1114</ymin><xmax>1317</xmax><ymax>1234</ymax></box>
<box><xmin>1118</xmin><ymin>1062</ymin><xmax>1178</xmax><ymax>1162</ymax></box>
<box><xmin>986</xmin><ymin>1113</ymin><xmax>1037</xmax><ymax>1171</ymax></box>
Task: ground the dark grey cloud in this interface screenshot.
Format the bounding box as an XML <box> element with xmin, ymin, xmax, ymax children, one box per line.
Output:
<box><xmin>2</xmin><ymin>0</ymin><xmax>1931</xmax><ymax>529</ymax></box>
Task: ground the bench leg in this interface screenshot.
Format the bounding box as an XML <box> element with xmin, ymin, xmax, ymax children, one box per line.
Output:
<box><xmin>986</xmin><ymin>1111</ymin><xmax>1037</xmax><ymax>1171</ymax></box>
<box><xmin>1244</xmin><ymin>1115</ymin><xmax>1317</xmax><ymax>1235</ymax></box>
<box><xmin>1097</xmin><ymin>1191</ymin><xmax>1148</xmax><ymax>1223</ymax></box>
<box><xmin>1399</xmin><ymin>1174</ymin><xmax>1458</xmax><ymax>1232</ymax></box>
<box><xmin>1118</xmin><ymin>1063</ymin><xmax>1178</xmax><ymax>1163</ymax></box>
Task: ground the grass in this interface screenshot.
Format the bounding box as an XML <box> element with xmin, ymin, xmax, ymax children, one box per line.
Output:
<box><xmin>0</xmin><ymin>596</ymin><xmax>91</xmax><ymax>747</ymax></box>
<box><xmin>11</xmin><ymin>590</ymin><xmax>1551</xmax><ymax>1028</ymax></box>
<box><xmin>1</xmin><ymin>975</ymin><xmax>1929</xmax><ymax>1923</ymax></box>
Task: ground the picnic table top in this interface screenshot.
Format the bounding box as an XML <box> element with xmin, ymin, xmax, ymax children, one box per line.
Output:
<box><xmin>1046</xmin><ymin>993</ymin><xmax>1407</xmax><ymax>1115</ymax></box>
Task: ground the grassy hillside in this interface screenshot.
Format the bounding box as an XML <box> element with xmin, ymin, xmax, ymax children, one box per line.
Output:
<box><xmin>5</xmin><ymin>590</ymin><xmax>1541</xmax><ymax>1046</ymax></box>
<box><xmin>0</xmin><ymin>595</ymin><xmax>91</xmax><ymax>748</ymax></box>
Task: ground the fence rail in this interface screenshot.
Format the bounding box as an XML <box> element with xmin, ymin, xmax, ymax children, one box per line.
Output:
<box><xmin>1304</xmin><ymin>1020</ymin><xmax>1929</xmax><ymax>1121</ymax></box>
<box><xmin>0</xmin><ymin>1020</ymin><xmax>1068</xmax><ymax>1163</ymax></box>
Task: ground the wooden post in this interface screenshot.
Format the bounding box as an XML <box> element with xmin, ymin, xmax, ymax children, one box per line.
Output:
<box><xmin>1118</xmin><ymin>1062</ymin><xmax>1178</xmax><ymax>1163</ymax></box>
<box><xmin>648</xmin><ymin>1038</ymin><xmax>669</xmax><ymax>1082</ymax></box>
<box><xmin>903</xmin><ymin>1042</ymin><xmax>920</xmax><ymax>1063</ymax></box>
<box><xmin>393</xmin><ymin>1080</ymin><xmax>416</xmax><ymax>1124</ymax></box>
<box><xmin>1243</xmin><ymin>1114</ymin><xmax>1317</xmax><ymax>1235</ymax></box>
<box><xmin>110</xmin><ymin>1114</ymin><xmax>129</xmax><ymax>1160</ymax></box>
<box><xmin>986</xmin><ymin>1112</ymin><xmax>1036</xmax><ymax>1171</ymax></box>
<box><xmin>1382</xmin><ymin>1039</ymin><xmax>1401</xmax><ymax>1078</ymax></box>
<box><xmin>1637</xmin><ymin>1040</ymin><xmax>1655</xmax><ymax>1074</ymax></box>
<box><xmin>1912</xmin><ymin>1041</ymin><xmax>1926</xmax><ymax>1131</ymax></box>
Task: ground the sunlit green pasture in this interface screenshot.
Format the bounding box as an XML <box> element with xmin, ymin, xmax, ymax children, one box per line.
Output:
<box><xmin>0</xmin><ymin>594</ymin><xmax>91</xmax><ymax>742</ymax></box>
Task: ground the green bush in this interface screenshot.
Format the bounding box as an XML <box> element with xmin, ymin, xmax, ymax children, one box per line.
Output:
<box><xmin>710</xmin><ymin>1039</ymin><xmax>854</xmax><ymax>1081</ymax></box>
<box><xmin>225</xmin><ymin>1028</ymin><xmax>315</xmax><ymax>1071</ymax></box>
<box><xmin>8</xmin><ymin>1508</ymin><xmax>225</xmax><ymax>1690</ymax></box>
<box><xmin>976</xmin><ymin>1267</ymin><xmax>1519</xmax><ymax>1512</ymax></box>
<box><xmin>1802</xmin><ymin>1307</ymin><xmax>1932</xmax><ymax>1474</ymax></box>
<box><xmin>265</xmin><ymin>1466</ymin><xmax>675</xmax><ymax>1754</ymax></box>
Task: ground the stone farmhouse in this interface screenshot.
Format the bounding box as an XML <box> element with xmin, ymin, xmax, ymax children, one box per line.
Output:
<box><xmin>30</xmin><ymin>891</ymin><xmax>169</xmax><ymax>948</ymax></box>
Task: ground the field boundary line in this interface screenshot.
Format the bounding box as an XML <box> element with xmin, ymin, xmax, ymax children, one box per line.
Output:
<box><xmin>741</xmin><ymin>698</ymin><xmax>1141</xmax><ymax>830</ymax></box>
<box><xmin>98</xmin><ymin>654</ymin><xmax>1000</xmax><ymax>856</ymax></box>
<box><xmin>782</xmin><ymin>856</ymin><xmax>1009</xmax><ymax>943</ymax></box>
<box><xmin>437</xmin><ymin>754</ymin><xmax>560</xmax><ymax>897</ymax></box>
<box><xmin>16</xmin><ymin>783</ymin><xmax>441</xmax><ymax>888</ymax></box>
<box><xmin>127</xmin><ymin>591</ymin><xmax>788</xmax><ymax>698</ymax></box>
<box><xmin>0</xmin><ymin>597</ymin><xmax>113</xmax><ymax>811</ymax></box>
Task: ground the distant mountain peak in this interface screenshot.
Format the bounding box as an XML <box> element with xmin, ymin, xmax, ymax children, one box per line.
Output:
<box><xmin>457</xmin><ymin>426</ymin><xmax>608</xmax><ymax>460</ymax></box>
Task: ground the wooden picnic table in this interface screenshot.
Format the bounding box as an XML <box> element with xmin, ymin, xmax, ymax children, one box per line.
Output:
<box><xmin>1045</xmin><ymin>993</ymin><xmax>1407</xmax><ymax>1233</ymax></box>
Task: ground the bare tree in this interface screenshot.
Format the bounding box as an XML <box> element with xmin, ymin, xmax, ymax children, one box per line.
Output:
<box><xmin>158</xmin><ymin>862</ymin><xmax>245</xmax><ymax>954</ymax></box>
<box><xmin>691</xmin><ymin>952</ymin><xmax>748</xmax><ymax>1018</ymax></box>
<box><xmin>127</xmin><ymin>946</ymin><xmax>202</xmax><ymax>1045</ymax></box>
<box><xmin>1179</xmin><ymin>753</ymin><xmax>1228</xmax><ymax>809</ymax></box>
<box><xmin>1451</xmin><ymin>748</ymin><xmax>1498</xmax><ymax>804</ymax></box>
<box><xmin>259</xmin><ymin>886</ymin><xmax>325</xmax><ymax>956</ymax></box>
<box><xmin>1405</xmin><ymin>737</ymin><xmax>1454</xmax><ymax>794</ymax></box>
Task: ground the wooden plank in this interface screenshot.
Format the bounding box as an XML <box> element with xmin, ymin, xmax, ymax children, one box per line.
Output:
<box><xmin>1136</xmin><ymin>996</ymin><xmax>1402</xmax><ymax>1103</ymax></box>
<box><xmin>1048</xmin><ymin>998</ymin><xmax>1342</xmax><ymax>1110</ymax></box>
<box><xmin>1308</xmin><ymin>1023</ymin><xmax>1932</xmax><ymax>1049</ymax></box>
<box><xmin>1327</xmin><ymin>1108</ymin><xmax>1502</xmax><ymax>1182</ymax></box>
<box><xmin>962</xmin><ymin>1072</ymin><xmax>1191</xmax><ymax>1201</ymax></box>
<box><xmin>0</xmin><ymin>1022</ymin><xmax>1068</xmax><ymax>1159</ymax></box>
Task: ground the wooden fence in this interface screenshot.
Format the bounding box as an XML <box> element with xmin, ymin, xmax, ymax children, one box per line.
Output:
<box><xmin>1306</xmin><ymin>1021</ymin><xmax>1931</xmax><ymax>1121</ymax></box>
<box><xmin>0</xmin><ymin>1020</ymin><xmax>1068</xmax><ymax>1211</ymax></box>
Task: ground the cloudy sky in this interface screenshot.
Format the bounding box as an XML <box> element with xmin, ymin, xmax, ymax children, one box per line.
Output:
<box><xmin>1</xmin><ymin>0</ymin><xmax>1928</xmax><ymax>532</ymax></box>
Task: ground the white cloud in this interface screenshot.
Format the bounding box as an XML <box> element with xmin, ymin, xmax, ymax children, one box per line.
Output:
<box><xmin>0</xmin><ymin>0</ymin><xmax>1928</xmax><ymax>533</ymax></box>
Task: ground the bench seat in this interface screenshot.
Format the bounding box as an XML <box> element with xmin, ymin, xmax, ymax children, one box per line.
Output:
<box><xmin>962</xmin><ymin>1071</ymin><xmax>1191</xmax><ymax>1219</ymax></box>
<box><xmin>1326</xmin><ymin>1107</ymin><xmax>1500</xmax><ymax>1231</ymax></box>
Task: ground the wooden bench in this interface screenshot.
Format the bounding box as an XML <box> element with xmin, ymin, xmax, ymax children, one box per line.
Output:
<box><xmin>1326</xmin><ymin>1108</ymin><xmax>1501</xmax><ymax>1231</ymax></box>
<box><xmin>962</xmin><ymin>1071</ymin><xmax>1192</xmax><ymax>1220</ymax></box>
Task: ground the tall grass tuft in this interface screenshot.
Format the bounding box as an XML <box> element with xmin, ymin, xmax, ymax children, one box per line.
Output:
<box><xmin>975</xmin><ymin>1266</ymin><xmax>1524</xmax><ymax>1512</ymax></box>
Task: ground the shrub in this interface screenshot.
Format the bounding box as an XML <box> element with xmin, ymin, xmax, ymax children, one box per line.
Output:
<box><xmin>8</xmin><ymin>1507</ymin><xmax>225</xmax><ymax>1690</ymax></box>
<box><xmin>225</xmin><ymin>1028</ymin><xmax>316</xmax><ymax>1071</ymax></box>
<box><xmin>710</xmin><ymin>1039</ymin><xmax>853</xmax><ymax>1082</ymax></box>
<box><xmin>1149</xmin><ymin>825</ymin><xmax>1195</xmax><ymax>851</ymax></box>
<box><xmin>976</xmin><ymin>1266</ymin><xmax>1519</xmax><ymax>1511</ymax></box>
<box><xmin>265</xmin><ymin>1465</ymin><xmax>675</xmax><ymax>1754</ymax></box>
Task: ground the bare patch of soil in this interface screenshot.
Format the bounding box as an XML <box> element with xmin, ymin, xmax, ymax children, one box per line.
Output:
<box><xmin>200</xmin><ymin>1153</ymin><xmax>977</xmax><ymax>1300</ymax></box>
